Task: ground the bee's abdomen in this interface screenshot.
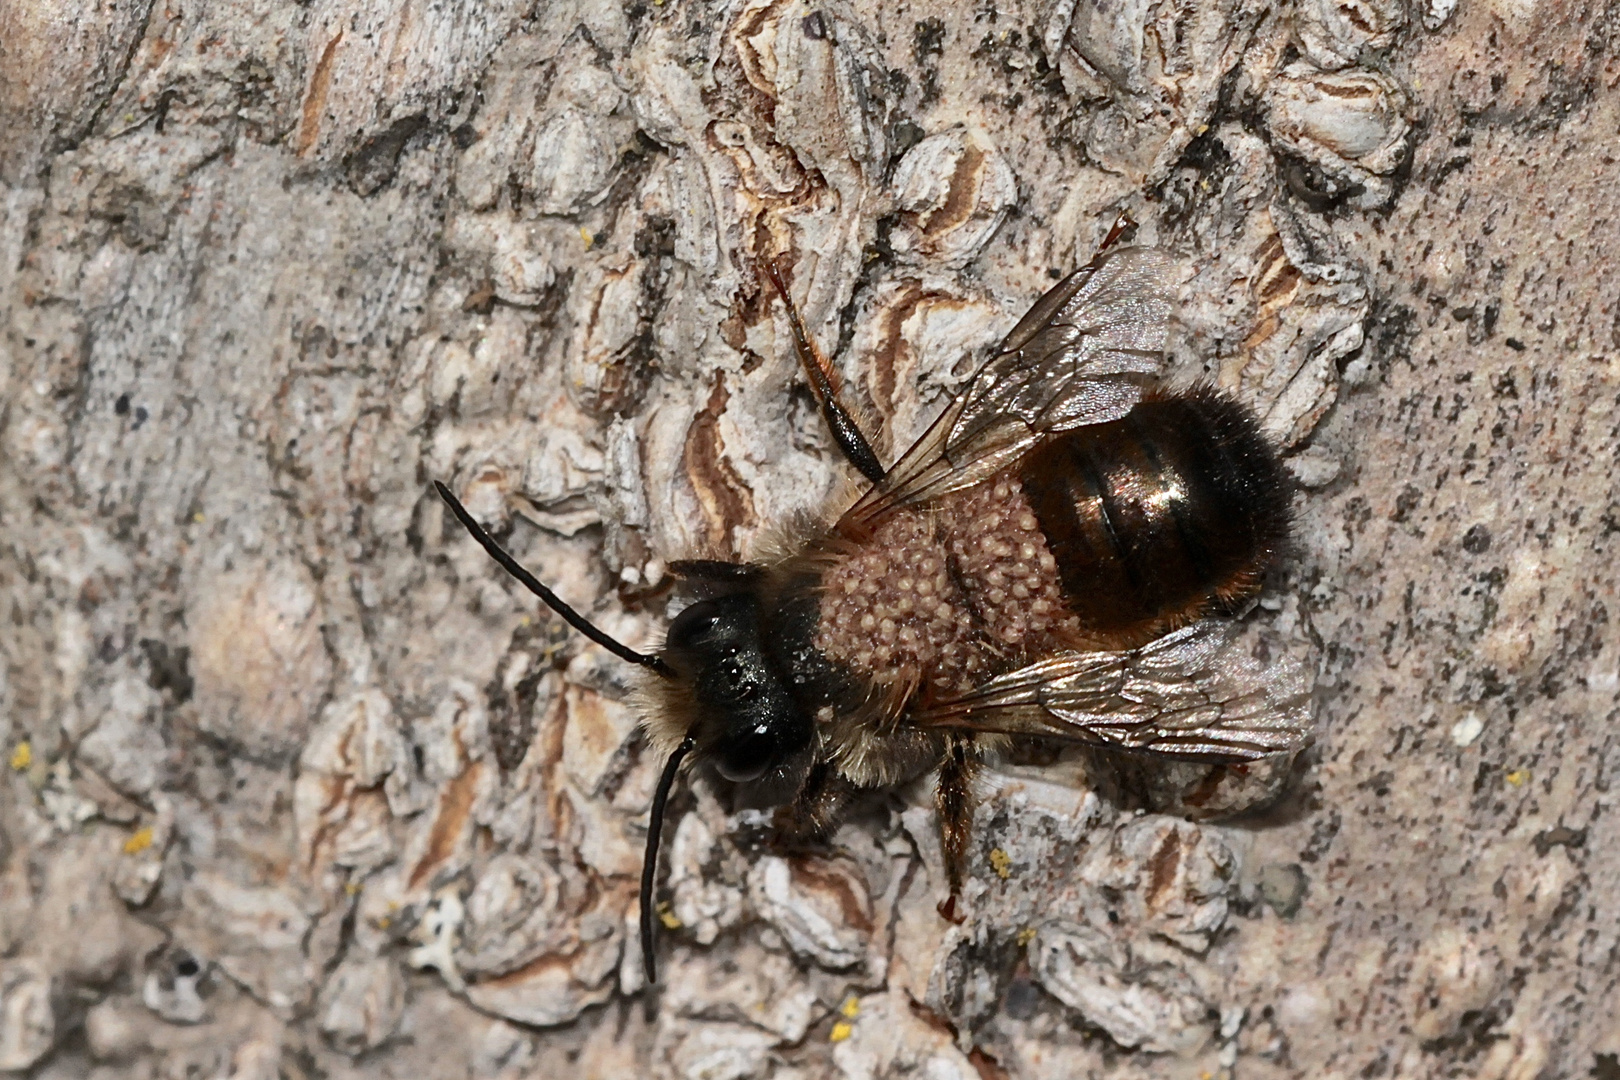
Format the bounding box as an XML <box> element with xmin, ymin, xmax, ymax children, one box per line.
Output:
<box><xmin>1018</xmin><ymin>386</ymin><xmax>1291</xmax><ymax>644</ymax></box>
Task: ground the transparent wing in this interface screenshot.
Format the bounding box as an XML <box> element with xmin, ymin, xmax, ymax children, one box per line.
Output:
<box><xmin>908</xmin><ymin>621</ymin><xmax>1314</xmax><ymax>760</ymax></box>
<box><xmin>839</xmin><ymin>246</ymin><xmax>1174</xmax><ymax>533</ymax></box>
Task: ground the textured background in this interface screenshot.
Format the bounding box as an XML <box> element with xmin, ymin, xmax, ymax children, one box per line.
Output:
<box><xmin>2</xmin><ymin>0</ymin><xmax>1617</xmax><ymax>1077</ymax></box>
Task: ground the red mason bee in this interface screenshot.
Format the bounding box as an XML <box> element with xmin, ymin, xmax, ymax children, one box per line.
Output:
<box><xmin>435</xmin><ymin>238</ymin><xmax>1311</xmax><ymax>982</ymax></box>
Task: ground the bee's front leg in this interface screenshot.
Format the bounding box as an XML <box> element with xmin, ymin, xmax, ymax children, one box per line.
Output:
<box><xmin>935</xmin><ymin>733</ymin><xmax>979</xmax><ymax>924</ymax></box>
<box><xmin>763</xmin><ymin>258</ymin><xmax>886</xmax><ymax>485</ymax></box>
<box><xmin>772</xmin><ymin>759</ymin><xmax>857</xmax><ymax>850</ymax></box>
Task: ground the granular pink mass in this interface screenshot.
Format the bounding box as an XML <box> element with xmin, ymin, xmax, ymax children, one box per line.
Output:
<box><xmin>814</xmin><ymin>474</ymin><xmax>1079</xmax><ymax>698</ymax></box>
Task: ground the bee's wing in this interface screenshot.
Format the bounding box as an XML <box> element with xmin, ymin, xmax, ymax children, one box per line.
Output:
<box><xmin>839</xmin><ymin>246</ymin><xmax>1173</xmax><ymax>532</ymax></box>
<box><xmin>908</xmin><ymin>621</ymin><xmax>1314</xmax><ymax>760</ymax></box>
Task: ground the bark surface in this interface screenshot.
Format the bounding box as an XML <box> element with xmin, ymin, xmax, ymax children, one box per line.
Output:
<box><xmin>2</xmin><ymin>0</ymin><xmax>1618</xmax><ymax>1077</ymax></box>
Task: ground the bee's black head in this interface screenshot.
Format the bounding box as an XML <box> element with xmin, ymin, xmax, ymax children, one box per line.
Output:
<box><xmin>662</xmin><ymin>593</ymin><xmax>813</xmax><ymax>782</ymax></box>
<box><xmin>432</xmin><ymin>480</ymin><xmax>804</xmax><ymax>985</ymax></box>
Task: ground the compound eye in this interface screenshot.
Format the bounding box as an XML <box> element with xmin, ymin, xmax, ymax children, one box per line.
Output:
<box><xmin>715</xmin><ymin>721</ymin><xmax>780</xmax><ymax>783</ymax></box>
<box><xmin>666</xmin><ymin>600</ymin><xmax>721</xmax><ymax>650</ymax></box>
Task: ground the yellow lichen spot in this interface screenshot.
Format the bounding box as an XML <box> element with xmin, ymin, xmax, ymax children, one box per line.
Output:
<box><xmin>658</xmin><ymin>901</ymin><xmax>682</xmax><ymax>930</ymax></box>
<box><xmin>377</xmin><ymin>916</ymin><xmax>392</xmax><ymax>930</ymax></box>
<box><xmin>829</xmin><ymin>1021</ymin><xmax>853</xmax><ymax>1043</ymax></box>
<box><xmin>840</xmin><ymin>996</ymin><xmax>860</xmax><ymax>1019</ymax></box>
<box><xmin>580</xmin><ymin>226</ymin><xmax>594</xmax><ymax>249</ymax></box>
<box><xmin>123</xmin><ymin>826</ymin><xmax>155</xmax><ymax>854</ymax></box>
<box><xmin>344</xmin><ymin>881</ymin><xmax>363</xmax><ymax>896</ymax></box>
<box><xmin>1506</xmin><ymin>768</ymin><xmax>1531</xmax><ymax>787</ymax></box>
<box><xmin>989</xmin><ymin>848</ymin><xmax>1013</xmax><ymax>879</ymax></box>
<box><xmin>10</xmin><ymin>741</ymin><xmax>31</xmax><ymax>771</ymax></box>
<box><xmin>1016</xmin><ymin>926</ymin><xmax>1038</xmax><ymax>947</ymax></box>
<box><xmin>192</xmin><ymin>512</ymin><xmax>205</xmax><ymax>523</ymax></box>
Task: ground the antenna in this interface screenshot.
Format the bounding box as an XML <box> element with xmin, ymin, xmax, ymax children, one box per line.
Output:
<box><xmin>433</xmin><ymin>481</ymin><xmax>674</xmax><ymax>679</ymax></box>
<box><xmin>435</xmin><ymin>480</ymin><xmax>692</xmax><ymax>982</ymax></box>
<box><xmin>640</xmin><ymin>735</ymin><xmax>694</xmax><ymax>984</ymax></box>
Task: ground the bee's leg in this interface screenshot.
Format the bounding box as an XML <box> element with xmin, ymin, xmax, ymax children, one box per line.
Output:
<box><xmin>764</xmin><ymin>260</ymin><xmax>886</xmax><ymax>485</ymax></box>
<box><xmin>935</xmin><ymin>734</ymin><xmax>978</xmax><ymax>922</ymax></box>
<box><xmin>1095</xmin><ymin>211</ymin><xmax>1135</xmax><ymax>254</ymax></box>
<box><xmin>773</xmin><ymin>759</ymin><xmax>857</xmax><ymax>848</ymax></box>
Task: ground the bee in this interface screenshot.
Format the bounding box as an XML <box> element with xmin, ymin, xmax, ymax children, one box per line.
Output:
<box><xmin>435</xmin><ymin>232</ymin><xmax>1312</xmax><ymax>983</ymax></box>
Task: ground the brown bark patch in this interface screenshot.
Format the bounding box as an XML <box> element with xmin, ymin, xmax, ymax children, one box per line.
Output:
<box><xmin>477</xmin><ymin>951</ymin><xmax>574</xmax><ymax>990</ymax></box>
<box><xmin>1145</xmin><ymin>825</ymin><xmax>1183</xmax><ymax>909</ymax></box>
<box><xmin>681</xmin><ymin>373</ymin><xmax>757</xmax><ymax>555</ymax></box>
<box><xmin>409</xmin><ymin>760</ymin><xmax>483</xmax><ymax>889</ymax></box>
<box><xmin>298</xmin><ymin>32</ymin><xmax>343</xmax><ymax>156</ymax></box>
<box><xmin>911</xmin><ymin>144</ymin><xmax>985</xmax><ymax>240</ymax></box>
<box><xmin>1253</xmin><ymin>233</ymin><xmax>1304</xmax><ymax>310</ymax></box>
<box><xmin>790</xmin><ymin>857</ymin><xmax>873</xmax><ymax>933</ymax></box>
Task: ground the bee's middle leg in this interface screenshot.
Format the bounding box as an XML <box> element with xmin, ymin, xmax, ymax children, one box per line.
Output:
<box><xmin>935</xmin><ymin>734</ymin><xmax>979</xmax><ymax>922</ymax></box>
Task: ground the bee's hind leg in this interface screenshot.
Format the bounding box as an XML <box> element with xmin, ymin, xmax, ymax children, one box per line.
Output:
<box><xmin>772</xmin><ymin>760</ymin><xmax>858</xmax><ymax>850</ymax></box>
<box><xmin>935</xmin><ymin>734</ymin><xmax>979</xmax><ymax>923</ymax></box>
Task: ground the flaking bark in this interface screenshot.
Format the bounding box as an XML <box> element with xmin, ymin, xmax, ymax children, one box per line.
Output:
<box><xmin>2</xmin><ymin>0</ymin><xmax>1618</xmax><ymax>1077</ymax></box>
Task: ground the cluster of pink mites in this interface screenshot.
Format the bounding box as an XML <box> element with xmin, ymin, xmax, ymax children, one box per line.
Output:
<box><xmin>815</xmin><ymin>476</ymin><xmax>1077</xmax><ymax>697</ymax></box>
<box><xmin>945</xmin><ymin>478</ymin><xmax>1077</xmax><ymax>648</ymax></box>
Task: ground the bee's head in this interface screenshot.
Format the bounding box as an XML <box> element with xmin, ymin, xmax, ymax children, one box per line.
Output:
<box><xmin>432</xmin><ymin>480</ymin><xmax>806</xmax><ymax>984</ymax></box>
<box><xmin>661</xmin><ymin>592</ymin><xmax>812</xmax><ymax>783</ymax></box>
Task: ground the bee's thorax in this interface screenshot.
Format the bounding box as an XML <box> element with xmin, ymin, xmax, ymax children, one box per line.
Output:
<box><xmin>812</xmin><ymin>478</ymin><xmax>1078</xmax><ymax>699</ymax></box>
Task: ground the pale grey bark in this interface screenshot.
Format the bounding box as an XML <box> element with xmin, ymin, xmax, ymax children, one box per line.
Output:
<box><xmin>1</xmin><ymin>0</ymin><xmax>1617</xmax><ymax>1077</ymax></box>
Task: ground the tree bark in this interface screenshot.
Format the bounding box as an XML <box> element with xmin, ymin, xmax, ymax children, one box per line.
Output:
<box><xmin>1</xmin><ymin>0</ymin><xmax>1617</xmax><ymax>1076</ymax></box>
